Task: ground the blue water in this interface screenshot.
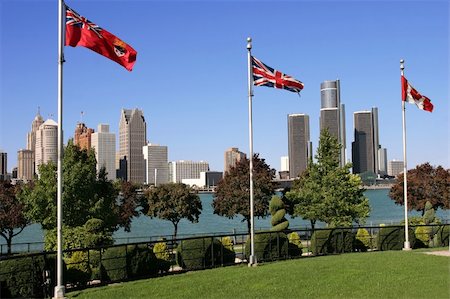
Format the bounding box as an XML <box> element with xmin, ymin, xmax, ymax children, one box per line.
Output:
<box><xmin>3</xmin><ymin>189</ymin><xmax>448</xmax><ymax>245</ymax></box>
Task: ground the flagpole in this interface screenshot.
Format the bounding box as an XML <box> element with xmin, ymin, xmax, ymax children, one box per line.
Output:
<box><xmin>55</xmin><ymin>0</ymin><xmax>66</xmax><ymax>298</ymax></box>
<box><xmin>247</xmin><ymin>37</ymin><xmax>256</xmax><ymax>266</ymax></box>
<box><xmin>400</xmin><ymin>59</ymin><xmax>411</xmax><ymax>251</ymax></box>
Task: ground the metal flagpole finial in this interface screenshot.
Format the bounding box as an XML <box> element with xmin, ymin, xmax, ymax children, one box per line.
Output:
<box><xmin>400</xmin><ymin>59</ymin><xmax>405</xmax><ymax>71</ymax></box>
<box><xmin>247</xmin><ymin>37</ymin><xmax>252</xmax><ymax>50</ymax></box>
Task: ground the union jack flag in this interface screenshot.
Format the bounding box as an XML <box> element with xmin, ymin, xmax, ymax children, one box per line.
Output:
<box><xmin>252</xmin><ymin>56</ymin><xmax>304</xmax><ymax>93</ymax></box>
<box><xmin>66</xmin><ymin>6</ymin><xmax>103</xmax><ymax>39</ymax></box>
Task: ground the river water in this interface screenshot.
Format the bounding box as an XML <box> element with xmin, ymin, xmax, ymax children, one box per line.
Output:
<box><xmin>3</xmin><ymin>189</ymin><xmax>448</xmax><ymax>246</ymax></box>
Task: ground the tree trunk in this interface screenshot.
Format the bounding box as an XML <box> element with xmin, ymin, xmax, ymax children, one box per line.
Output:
<box><xmin>173</xmin><ymin>222</ymin><xmax>179</xmax><ymax>240</ymax></box>
<box><xmin>310</xmin><ymin>219</ymin><xmax>316</xmax><ymax>231</ymax></box>
<box><xmin>7</xmin><ymin>236</ymin><xmax>12</xmax><ymax>255</ymax></box>
<box><xmin>246</xmin><ymin>217</ymin><xmax>251</xmax><ymax>235</ymax></box>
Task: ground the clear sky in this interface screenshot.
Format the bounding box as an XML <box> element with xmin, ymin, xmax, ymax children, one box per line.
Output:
<box><xmin>0</xmin><ymin>0</ymin><xmax>448</xmax><ymax>174</ymax></box>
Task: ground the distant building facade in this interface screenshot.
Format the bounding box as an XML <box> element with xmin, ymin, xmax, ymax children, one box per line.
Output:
<box><xmin>169</xmin><ymin>160</ymin><xmax>209</xmax><ymax>183</ymax></box>
<box><xmin>143</xmin><ymin>144</ymin><xmax>169</xmax><ymax>186</ymax></box>
<box><xmin>74</xmin><ymin>123</ymin><xmax>94</xmax><ymax>150</ymax></box>
<box><xmin>352</xmin><ymin>108</ymin><xmax>380</xmax><ymax>175</ymax></box>
<box><xmin>280</xmin><ymin>156</ymin><xmax>289</xmax><ymax>172</ymax></box>
<box><xmin>388</xmin><ymin>160</ymin><xmax>404</xmax><ymax>177</ymax></box>
<box><xmin>288</xmin><ymin>114</ymin><xmax>311</xmax><ymax>178</ymax></box>
<box><xmin>378</xmin><ymin>148</ymin><xmax>388</xmax><ymax>176</ymax></box>
<box><xmin>35</xmin><ymin>119</ymin><xmax>58</xmax><ymax>176</ymax></box>
<box><xmin>224</xmin><ymin>147</ymin><xmax>246</xmax><ymax>173</ymax></box>
<box><xmin>91</xmin><ymin>124</ymin><xmax>116</xmax><ymax>181</ymax></box>
<box><xmin>17</xmin><ymin>149</ymin><xmax>34</xmax><ymax>181</ymax></box>
<box><xmin>182</xmin><ymin>171</ymin><xmax>223</xmax><ymax>189</ymax></box>
<box><xmin>118</xmin><ymin>109</ymin><xmax>147</xmax><ymax>183</ymax></box>
<box><xmin>320</xmin><ymin>80</ymin><xmax>346</xmax><ymax>166</ymax></box>
<box><xmin>0</xmin><ymin>151</ymin><xmax>7</xmax><ymax>181</ymax></box>
<box><xmin>27</xmin><ymin>109</ymin><xmax>44</xmax><ymax>176</ymax></box>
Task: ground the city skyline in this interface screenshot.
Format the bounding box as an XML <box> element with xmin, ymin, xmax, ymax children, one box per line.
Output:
<box><xmin>1</xmin><ymin>1</ymin><xmax>448</xmax><ymax>174</ymax></box>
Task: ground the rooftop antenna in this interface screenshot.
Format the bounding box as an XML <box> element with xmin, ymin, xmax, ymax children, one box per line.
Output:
<box><xmin>37</xmin><ymin>106</ymin><xmax>41</xmax><ymax>116</ymax></box>
<box><xmin>80</xmin><ymin>111</ymin><xmax>84</xmax><ymax>123</ymax></box>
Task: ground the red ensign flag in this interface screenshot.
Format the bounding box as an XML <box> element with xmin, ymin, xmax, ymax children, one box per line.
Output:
<box><xmin>401</xmin><ymin>76</ymin><xmax>433</xmax><ymax>112</ymax></box>
<box><xmin>65</xmin><ymin>5</ymin><xmax>137</xmax><ymax>71</ymax></box>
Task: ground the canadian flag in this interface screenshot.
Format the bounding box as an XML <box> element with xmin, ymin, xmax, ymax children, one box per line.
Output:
<box><xmin>401</xmin><ymin>76</ymin><xmax>434</xmax><ymax>112</ymax></box>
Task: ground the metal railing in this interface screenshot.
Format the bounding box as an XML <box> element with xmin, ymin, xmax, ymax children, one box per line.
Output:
<box><xmin>1</xmin><ymin>224</ymin><xmax>448</xmax><ymax>298</ymax></box>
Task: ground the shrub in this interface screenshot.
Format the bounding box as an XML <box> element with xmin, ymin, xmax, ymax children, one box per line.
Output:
<box><xmin>101</xmin><ymin>245</ymin><xmax>158</xmax><ymax>282</ymax></box>
<box><xmin>65</xmin><ymin>251</ymin><xmax>91</xmax><ymax>286</ymax></box>
<box><xmin>287</xmin><ymin>232</ymin><xmax>303</xmax><ymax>257</ymax></box>
<box><xmin>430</xmin><ymin>225</ymin><xmax>450</xmax><ymax>247</ymax></box>
<box><xmin>310</xmin><ymin>229</ymin><xmax>354</xmax><ymax>255</ymax></box>
<box><xmin>153</xmin><ymin>240</ymin><xmax>171</xmax><ymax>273</ymax></box>
<box><xmin>354</xmin><ymin>228</ymin><xmax>371</xmax><ymax>251</ymax></box>
<box><xmin>177</xmin><ymin>237</ymin><xmax>235</xmax><ymax>270</ymax></box>
<box><xmin>244</xmin><ymin>232</ymin><xmax>289</xmax><ymax>262</ymax></box>
<box><xmin>377</xmin><ymin>226</ymin><xmax>416</xmax><ymax>251</ymax></box>
<box><xmin>414</xmin><ymin>225</ymin><xmax>432</xmax><ymax>248</ymax></box>
<box><xmin>220</xmin><ymin>236</ymin><xmax>234</xmax><ymax>252</ymax></box>
<box><xmin>0</xmin><ymin>254</ymin><xmax>58</xmax><ymax>298</ymax></box>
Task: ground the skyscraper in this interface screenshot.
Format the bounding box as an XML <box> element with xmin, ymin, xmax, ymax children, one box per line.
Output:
<box><xmin>388</xmin><ymin>160</ymin><xmax>404</xmax><ymax>177</ymax></box>
<box><xmin>35</xmin><ymin>119</ymin><xmax>58</xmax><ymax>176</ymax></box>
<box><xmin>0</xmin><ymin>151</ymin><xmax>7</xmax><ymax>181</ymax></box>
<box><xmin>27</xmin><ymin>108</ymin><xmax>44</xmax><ymax>175</ymax></box>
<box><xmin>224</xmin><ymin>147</ymin><xmax>246</xmax><ymax>173</ymax></box>
<box><xmin>352</xmin><ymin>108</ymin><xmax>380</xmax><ymax>175</ymax></box>
<box><xmin>143</xmin><ymin>144</ymin><xmax>169</xmax><ymax>186</ymax></box>
<box><xmin>118</xmin><ymin>109</ymin><xmax>147</xmax><ymax>183</ymax></box>
<box><xmin>320</xmin><ymin>80</ymin><xmax>346</xmax><ymax>166</ymax></box>
<box><xmin>17</xmin><ymin>149</ymin><xmax>34</xmax><ymax>181</ymax></box>
<box><xmin>91</xmin><ymin>124</ymin><xmax>116</xmax><ymax>181</ymax></box>
<box><xmin>74</xmin><ymin>123</ymin><xmax>94</xmax><ymax>150</ymax></box>
<box><xmin>288</xmin><ymin>114</ymin><xmax>311</xmax><ymax>178</ymax></box>
<box><xmin>378</xmin><ymin>148</ymin><xmax>388</xmax><ymax>176</ymax></box>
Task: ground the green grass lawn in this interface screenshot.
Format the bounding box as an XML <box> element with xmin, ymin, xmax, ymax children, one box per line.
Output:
<box><xmin>69</xmin><ymin>250</ymin><xmax>449</xmax><ymax>299</ymax></box>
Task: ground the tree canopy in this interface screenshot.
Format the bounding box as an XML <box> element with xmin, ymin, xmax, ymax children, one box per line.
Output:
<box><xmin>20</xmin><ymin>141</ymin><xmax>138</xmax><ymax>249</ymax></box>
<box><xmin>286</xmin><ymin>129</ymin><xmax>370</xmax><ymax>228</ymax></box>
<box><xmin>389</xmin><ymin>163</ymin><xmax>450</xmax><ymax>214</ymax></box>
<box><xmin>212</xmin><ymin>154</ymin><xmax>275</xmax><ymax>233</ymax></box>
<box><xmin>0</xmin><ymin>181</ymin><xmax>29</xmax><ymax>254</ymax></box>
<box><xmin>145</xmin><ymin>183</ymin><xmax>202</xmax><ymax>238</ymax></box>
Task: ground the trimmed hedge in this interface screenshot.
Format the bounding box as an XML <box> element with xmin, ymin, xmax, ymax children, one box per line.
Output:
<box><xmin>244</xmin><ymin>232</ymin><xmax>292</xmax><ymax>262</ymax></box>
<box><xmin>377</xmin><ymin>226</ymin><xmax>416</xmax><ymax>250</ymax></box>
<box><xmin>310</xmin><ymin>229</ymin><xmax>354</xmax><ymax>255</ymax></box>
<box><xmin>430</xmin><ymin>225</ymin><xmax>450</xmax><ymax>247</ymax></box>
<box><xmin>101</xmin><ymin>245</ymin><xmax>158</xmax><ymax>282</ymax></box>
<box><xmin>0</xmin><ymin>254</ymin><xmax>58</xmax><ymax>298</ymax></box>
<box><xmin>177</xmin><ymin>237</ymin><xmax>235</xmax><ymax>270</ymax></box>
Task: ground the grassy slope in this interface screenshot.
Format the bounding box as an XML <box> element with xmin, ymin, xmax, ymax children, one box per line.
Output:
<box><xmin>69</xmin><ymin>251</ymin><xmax>449</xmax><ymax>299</ymax></box>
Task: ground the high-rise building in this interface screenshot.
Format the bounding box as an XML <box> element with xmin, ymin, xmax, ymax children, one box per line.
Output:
<box><xmin>378</xmin><ymin>148</ymin><xmax>388</xmax><ymax>176</ymax></box>
<box><xmin>169</xmin><ymin>160</ymin><xmax>209</xmax><ymax>183</ymax></box>
<box><xmin>17</xmin><ymin>149</ymin><xmax>34</xmax><ymax>181</ymax></box>
<box><xmin>288</xmin><ymin>114</ymin><xmax>311</xmax><ymax>178</ymax></box>
<box><xmin>0</xmin><ymin>151</ymin><xmax>7</xmax><ymax>181</ymax></box>
<box><xmin>91</xmin><ymin>124</ymin><xmax>116</xmax><ymax>181</ymax></box>
<box><xmin>320</xmin><ymin>80</ymin><xmax>346</xmax><ymax>166</ymax></box>
<box><xmin>74</xmin><ymin>123</ymin><xmax>94</xmax><ymax>150</ymax></box>
<box><xmin>35</xmin><ymin>119</ymin><xmax>58</xmax><ymax>176</ymax></box>
<box><xmin>118</xmin><ymin>109</ymin><xmax>147</xmax><ymax>184</ymax></box>
<box><xmin>224</xmin><ymin>147</ymin><xmax>246</xmax><ymax>173</ymax></box>
<box><xmin>26</xmin><ymin>108</ymin><xmax>44</xmax><ymax>175</ymax></box>
<box><xmin>280</xmin><ymin>156</ymin><xmax>289</xmax><ymax>172</ymax></box>
<box><xmin>352</xmin><ymin>108</ymin><xmax>380</xmax><ymax>175</ymax></box>
<box><xmin>388</xmin><ymin>160</ymin><xmax>404</xmax><ymax>177</ymax></box>
<box><xmin>143</xmin><ymin>144</ymin><xmax>169</xmax><ymax>186</ymax></box>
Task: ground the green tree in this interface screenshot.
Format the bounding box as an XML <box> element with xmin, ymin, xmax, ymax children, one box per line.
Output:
<box><xmin>287</xmin><ymin>129</ymin><xmax>370</xmax><ymax>228</ymax></box>
<box><xmin>389</xmin><ymin>163</ymin><xmax>450</xmax><ymax>215</ymax></box>
<box><xmin>21</xmin><ymin>141</ymin><xmax>136</xmax><ymax>249</ymax></box>
<box><xmin>145</xmin><ymin>183</ymin><xmax>202</xmax><ymax>238</ymax></box>
<box><xmin>212</xmin><ymin>154</ymin><xmax>275</xmax><ymax>234</ymax></box>
<box><xmin>0</xmin><ymin>182</ymin><xmax>29</xmax><ymax>254</ymax></box>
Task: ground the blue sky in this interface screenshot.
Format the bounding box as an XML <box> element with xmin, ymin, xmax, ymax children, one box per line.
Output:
<box><xmin>0</xmin><ymin>0</ymin><xmax>448</xmax><ymax>173</ymax></box>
